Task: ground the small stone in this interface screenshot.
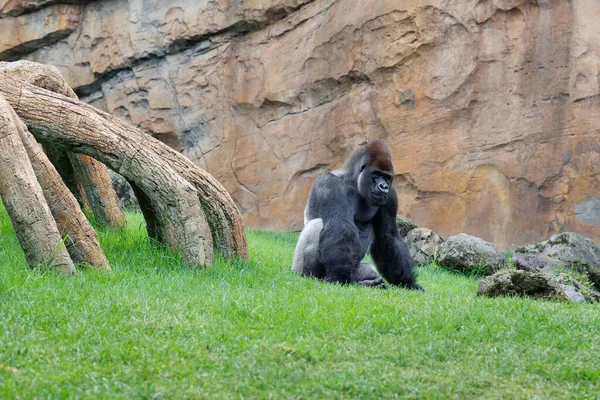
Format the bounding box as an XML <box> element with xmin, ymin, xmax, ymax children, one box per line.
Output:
<box><xmin>558</xmin><ymin>284</ymin><xmax>586</xmax><ymax>303</ymax></box>
<box><xmin>396</xmin><ymin>215</ymin><xmax>418</xmax><ymax>238</ymax></box>
<box><xmin>406</xmin><ymin>228</ymin><xmax>444</xmax><ymax>265</ymax></box>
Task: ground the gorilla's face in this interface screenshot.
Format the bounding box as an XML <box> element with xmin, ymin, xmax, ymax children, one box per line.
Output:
<box><xmin>358</xmin><ymin>165</ymin><xmax>392</xmax><ymax>206</ymax></box>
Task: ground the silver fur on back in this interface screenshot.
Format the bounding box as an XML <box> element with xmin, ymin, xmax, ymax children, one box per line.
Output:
<box><xmin>292</xmin><ymin>218</ymin><xmax>323</xmax><ymax>275</ymax></box>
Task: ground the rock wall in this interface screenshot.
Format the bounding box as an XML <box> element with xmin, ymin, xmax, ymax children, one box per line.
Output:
<box><xmin>2</xmin><ymin>0</ymin><xmax>600</xmax><ymax>248</ymax></box>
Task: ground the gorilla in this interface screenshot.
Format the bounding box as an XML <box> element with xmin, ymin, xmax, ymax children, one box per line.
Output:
<box><xmin>292</xmin><ymin>139</ymin><xmax>422</xmax><ymax>290</ymax></box>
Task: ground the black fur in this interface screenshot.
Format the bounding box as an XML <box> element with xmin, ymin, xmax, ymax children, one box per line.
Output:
<box><xmin>292</xmin><ymin>140</ymin><xmax>422</xmax><ymax>290</ymax></box>
<box><xmin>371</xmin><ymin>189</ymin><xmax>422</xmax><ymax>290</ymax></box>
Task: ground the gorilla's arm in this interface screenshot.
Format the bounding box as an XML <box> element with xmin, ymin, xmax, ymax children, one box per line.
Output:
<box><xmin>370</xmin><ymin>190</ymin><xmax>423</xmax><ymax>290</ymax></box>
<box><xmin>308</xmin><ymin>174</ymin><xmax>364</xmax><ymax>284</ymax></box>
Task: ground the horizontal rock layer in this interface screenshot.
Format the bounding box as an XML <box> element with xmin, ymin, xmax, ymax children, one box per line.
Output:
<box><xmin>3</xmin><ymin>0</ymin><xmax>600</xmax><ymax>248</ymax></box>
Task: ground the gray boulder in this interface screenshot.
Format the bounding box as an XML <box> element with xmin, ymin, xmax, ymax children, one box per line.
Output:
<box><xmin>512</xmin><ymin>253</ymin><xmax>568</xmax><ymax>273</ymax></box>
<box><xmin>478</xmin><ymin>270</ymin><xmax>583</xmax><ymax>302</ymax></box>
<box><xmin>515</xmin><ymin>232</ymin><xmax>600</xmax><ymax>290</ymax></box>
<box><xmin>396</xmin><ymin>216</ymin><xmax>418</xmax><ymax>238</ymax></box>
<box><xmin>478</xmin><ymin>236</ymin><xmax>600</xmax><ymax>303</ymax></box>
<box><xmin>477</xmin><ymin>269</ymin><xmax>599</xmax><ymax>303</ymax></box>
<box><xmin>406</xmin><ymin>228</ymin><xmax>444</xmax><ymax>265</ymax></box>
<box><xmin>437</xmin><ymin>234</ymin><xmax>508</xmax><ymax>276</ymax></box>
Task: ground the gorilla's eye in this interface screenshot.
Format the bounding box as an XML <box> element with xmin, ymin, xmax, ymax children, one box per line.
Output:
<box><xmin>360</xmin><ymin>164</ymin><xmax>365</xmax><ymax>172</ymax></box>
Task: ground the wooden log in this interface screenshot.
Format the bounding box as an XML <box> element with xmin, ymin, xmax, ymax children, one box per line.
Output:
<box><xmin>0</xmin><ymin>94</ymin><xmax>75</xmax><ymax>273</ymax></box>
<box><xmin>0</xmin><ymin>72</ymin><xmax>214</xmax><ymax>266</ymax></box>
<box><xmin>0</xmin><ymin>60</ymin><xmax>247</xmax><ymax>259</ymax></box>
<box><xmin>68</xmin><ymin>152</ymin><xmax>126</xmax><ymax>228</ymax></box>
<box><xmin>140</xmin><ymin>141</ymin><xmax>248</xmax><ymax>259</ymax></box>
<box><xmin>0</xmin><ymin>61</ymin><xmax>126</xmax><ymax>228</ymax></box>
<box><xmin>43</xmin><ymin>146</ymin><xmax>92</xmax><ymax>213</ymax></box>
<box><xmin>9</xmin><ymin>107</ymin><xmax>110</xmax><ymax>271</ymax></box>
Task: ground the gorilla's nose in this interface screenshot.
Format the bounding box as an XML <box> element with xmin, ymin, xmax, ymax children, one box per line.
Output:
<box><xmin>378</xmin><ymin>182</ymin><xmax>389</xmax><ymax>193</ymax></box>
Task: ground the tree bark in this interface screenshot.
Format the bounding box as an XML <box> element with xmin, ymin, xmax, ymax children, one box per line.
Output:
<box><xmin>68</xmin><ymin>152</ymin><xmax>126</xmax><ymax>228</ymax></box>
<box><xmin>0</xmin><ymin>61</ymin><xmax>126</xmax><ymax>228</ymax></box>
<box><xmin>142</xmin><ymin>143</ymin><xmax>248</xmax><ymax>259</ymax></box>
<box><xmin>5</xmin><ymin>60</ymin><xmax>247</xmax><ymax>258</ymax></box>
<box><xmin>43</xmin><ymin>146</ymin><xmax>92</xmax><ymax>213</ymax></box>
<box><xmin>9</xmin><ymin>107</ymin><xmax>110</xmax><ymax>271</ymax></box>
<box><xmin>0</xmin><ymin>94</ymin><xmax>75</xmax><ymax>273</ymax></box>
<box><xmin>0</xmin><ymin>72</ymin><xmax>216</xmax><ymax>266</ymax></box>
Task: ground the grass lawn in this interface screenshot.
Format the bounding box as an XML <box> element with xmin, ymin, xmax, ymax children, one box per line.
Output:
<box><xmin>1</xmin><ymin>207</ymin><xmax>599</xmax><ymax>399</ymax></box>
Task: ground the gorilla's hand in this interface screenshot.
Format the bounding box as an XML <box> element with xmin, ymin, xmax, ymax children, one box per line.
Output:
<box><xmin>405</xmin><ymin>283</ymin><xmax>425</xmax><ymax>291</ymax></box>
<box><xmin>357</xmin><ymin>277</ymin><xmax>387</xmax><ymax>289</ymax></box>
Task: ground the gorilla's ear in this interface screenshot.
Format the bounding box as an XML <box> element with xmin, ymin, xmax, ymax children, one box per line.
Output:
<box><xmin>359</xmin><ymin>164</ymin><xmax>366</xmax><ymax>172</ymax></box>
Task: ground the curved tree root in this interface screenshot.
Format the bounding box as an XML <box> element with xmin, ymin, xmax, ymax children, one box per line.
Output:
<box><xmin>0</xmin><ymin>69</ymin><xmax>247</xmax><ymax>266</ymax></box>
<box><xmin>0</xmin><ymin>93</ymin><xmax>76</xmax><ymax>273</ymax></box>
<box><xmin>0</xmin><ymin>61</ymin><xmax>126</xmax><ymax>229</ymax></box>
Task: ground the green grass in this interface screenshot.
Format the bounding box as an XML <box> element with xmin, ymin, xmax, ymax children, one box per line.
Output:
<box><xmin>1</xmin><ymin>208</ymin><xmax>599</xmax><ymax>399</ymax></box>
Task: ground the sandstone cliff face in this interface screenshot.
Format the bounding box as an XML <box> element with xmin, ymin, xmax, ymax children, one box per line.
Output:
<box><xmin>2</xmin><ymin>0</ymin><xmax>600</xmax><ymax>248</ymax></box>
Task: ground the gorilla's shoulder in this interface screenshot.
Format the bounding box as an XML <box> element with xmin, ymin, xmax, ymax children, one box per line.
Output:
<box><xmin>314</xmin><ymin>170</ymin><xmax>352</xmax><ymax>188</ymax></box>
<box><xmin>317</xmin><ymin>170</ymin><xmax>346</xmax><ymax>182</ymax></box>
<box><xmin>310</xmin><ymin>171</ymin><xmax>356</xmax><ymax>201</ymax></box>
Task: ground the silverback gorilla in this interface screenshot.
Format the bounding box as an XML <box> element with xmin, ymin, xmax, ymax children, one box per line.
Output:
<box><xmin>292</xmin><ymin>139</ymin><xmax>423</xmax><ymax>290</ymax></box>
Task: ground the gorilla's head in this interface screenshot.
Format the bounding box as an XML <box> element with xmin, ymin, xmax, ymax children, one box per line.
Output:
<box><xmin>356</xmin><ymin>140</ymin><xmax>394</xmax><ymax>206</ymax></box>
<box><xmin>358</xmin><ymin>164</ymin><xmax>392</xmax><ymax>206</ymax></box>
